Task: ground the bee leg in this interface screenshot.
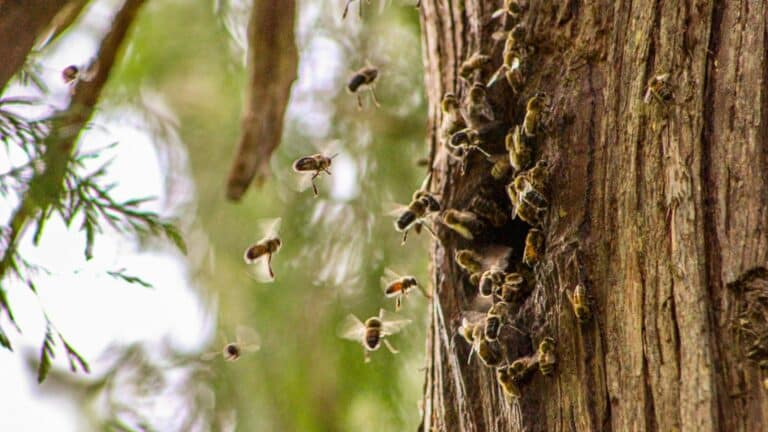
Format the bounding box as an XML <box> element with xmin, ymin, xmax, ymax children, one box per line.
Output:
<box><xmin>357</xmin><ymin>94</ymin><xmax>363</xmax><ymax>110</ymax></box>
<box><xmin>359</xmin><ymin>0</ymin><xmax>363</xmax><ymax>18</ymax></box>
<box><xmin>383</xmin><ymin>339</ymin><xmax>399</xmax><ymax>354</ymax></box>
<box><xmin>369</xmin><ymin>86</ymin><xmax>381</xmax><ymax>108</ymax></box>
<box><xmin>395</xmin><ymin>296</ymin><xmax>402</xmax><ymax>311</ymax></box>
<box><xmin>475</xmin><ymin>146</ymin><xmax>492</xmax><ymax>159</ymax></box>
<box><xmin>323</xmin><ymin>168</ymin><xmax>332</xmax><ymax>176</ymax></box>
<box><xmin>342</xmin><ymin>0</ymin><xmax>352</xmax><ymax>18</ymax></box>
<box><xmin>310</xmin><ymin>172</ymin><xmax>320</xmax><ymax>196</ymax></box>
<box><xmin>364</xmin><ymin>350</ymin><xmax>371</xmax><ymax>363</ymax></box>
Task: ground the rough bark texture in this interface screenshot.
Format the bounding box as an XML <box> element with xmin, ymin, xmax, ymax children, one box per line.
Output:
<box><xmin>0</xmin><ymin>0</ymin><xmax>73</xmax><ymax>91</ymax></box>
<box><xmin>420</xmin><ymin>1</ymin><xmax>768</xmax><ymax>431</ymax></box>
<box><xmin>225</xmin><ymin>0</ymin><xmax>298</xmax><ymax>201</ymax></box>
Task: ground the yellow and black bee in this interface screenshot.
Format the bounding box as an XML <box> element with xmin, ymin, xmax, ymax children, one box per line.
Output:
<box><xmin>292</xmin><ymin>153</ymin><xmax>338</xmax><ymax>196</ymax></box>
<box><xmin>538</xmin><ymin>337</ymin><xmax>556</xmax><ymax>376</ymax></box>
<box><xmin>243</xmin><ymin>218</ymin><xmax>282</xmax><ymax>282</ymax></box>
<box><xmin>201</xmin><ymin>326</ymin><xmax>261</xmax><ymax>362</ymax></box>
<box><xmin>347</xmin><ymin>64</ymin><xmax>380</xmax><ymax>108</ymax></box>
<box><xmin>381</xmin><ymin>268</ymin><xmax>426</xmax><ymax>311</ymax></box>
<box><xmin>339</xmin><ymin>309</ymin><xmax>411</xmax><ymax>363</ymax></box>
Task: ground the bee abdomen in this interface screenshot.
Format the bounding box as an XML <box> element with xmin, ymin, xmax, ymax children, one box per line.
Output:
<box><xmin>293</xmin><ymin>157</ymin><xmax>317</xmax><ymax>172</ymax></box>
<box><xmin>244</xmin><ymin>244</ymin><xmax>268</xmax><ymax>262</ymax></box>
<box><xmin>365</xmin><ymin>331</ymin><xmax>381</xmax><ymax>350</ymax></box>
<box><xmin>396</xmin><ymin>211</ymin><xmax>417</xmax><ymax>231</ymax></box>
<box><xmin>485</xmin><ymin>316</ymin><xmax>501</xmax><ymax>341</ymax></box>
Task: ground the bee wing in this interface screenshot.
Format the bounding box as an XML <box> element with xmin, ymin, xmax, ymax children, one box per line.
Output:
<box><xmin>260</xmin><ymin>217</ymin><xmax>282</xmax><ymax>239</ymax></box>
<box><xmin>418</xmin><ymin>172</ymin><xmax>433</xmax><ymax>193</ymax></box>
<box><xmin>379</xmin><ymin>309</ymin><xmax>412</xmax><ymax>335</ymax></box>
<box><xmin>245</xmin><ymin>258</ymin><xmax>275</xmax><ymax>283</ymax></box>
<box><xmin>492</xmin><ymin>30</ymin><xmax>508</xmax><ymax>41</ymax></box>
<box><xmin>491</xmin><ymin>8</ymin><xmax>506</xmax><ymax>19</ymax></box>
<box><xmin>383</xmin><ymin>267</ymin><xmax>402</xmax><ymax>281</ymax></box>
<box><xmin>384</xmin><ymin>202</ymin><xmax>409</xmax><ymax>217</ymax></box>
<box><xmin>235</xmin><ymin>325</ymin><xmax>261</xmax><ymax>352</ymax></box>
<box><xmin>487</xmin><ymin>66</ymin><xmax>507</xmax><ymax>87</ymax></box>
<box><xmin>338</xmin><ymin>314</ymin><xmax>367</xmax><ymax>341</ymax></box>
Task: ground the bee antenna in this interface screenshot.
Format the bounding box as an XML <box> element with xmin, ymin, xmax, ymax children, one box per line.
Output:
<box><xmin>330</xmin><ymin>153</ymin><xmax>340</xmax><ymax>160</ymax></box>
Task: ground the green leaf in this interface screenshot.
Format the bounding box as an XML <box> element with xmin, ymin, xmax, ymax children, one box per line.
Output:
<box><xmin>162</xmin><ymin>223</ymin><xmax>187</xmax><ymax>255</ymax></box>
<box><xmin>0</xmin><ymin>325</ymin><xmax>12</xmax><ymax>351</ymax></box>
<box><xmin>61</xmin><ymin>337</ymin><xmax>90</xmax><ymax>374</ymax></box>
<box><xmin>37</xmin><ymin>325</ymin><xmax>56</xmax><ymax>383</ymax></box>
<box><xmin>107</xmin><ymin>269</ymin><xmax>154</xmax><ymax>289</ymax></box>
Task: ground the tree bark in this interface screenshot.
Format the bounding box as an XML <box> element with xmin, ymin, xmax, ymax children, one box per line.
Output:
<box><xmin>419</xmin><ymin>1</ymin><xmax>768</xmax><ymax>431</ymax></box>
<box><xmin>0</xmin><ymin>0</ymin><xmax>74</xmax><ymax>91</ymax></box>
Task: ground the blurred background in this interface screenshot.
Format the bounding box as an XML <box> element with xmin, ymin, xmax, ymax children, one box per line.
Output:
<box><xmin>0</xmin><ymin>0</ymin><xmax>431</xmax><ymax>430</ymax></box>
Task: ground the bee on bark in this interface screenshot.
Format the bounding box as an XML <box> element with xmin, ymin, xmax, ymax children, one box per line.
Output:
<box><xmin>243</xmin><ymin>218</ymin><xmax>282</xmax><ymax>282</ymax></box>
<box><xmin>506</xmin><ymin>125</ymin><xmax>534</xmax><ymax>173</ymax></box>
<box><xmin>497</xmin><ymin>366</ymin><xmax>521</xmax><ymax>401</ymax></box>
<box><xmin>448</xmin><ymin>127</ymin><xmax>493</xmax><ymax>174</ymax></box>
<box><xmin>440</xmin><ymin>93</ymin><xmax>466</xmax><ymax>145</ymax></box>
<box><xmin>522</xmin><ymin>228</ymin><xmax>545</xmax><ymax>267</ymax></box>
<box><xmin>469</xmin><ymin>271</ymin><xmax>483</xmax><ymax>287</ymax></box>
<box><xmin>201</xmin><ymin>326</ymin><xmax>261</xmax><ymax>362</ymax></box>
<box><xmin>339</xmin><ymin>309</ymin><xmax>411</xmax><ymax>363</ymax></box>
<box><xmin>459</xmin><ymin>52</ymin><xmax>491</xmax><ymax>82</ymax></box>
<box><xmin>492</xmin><ymin>23</ymin><xmax>529</xmax><ymax>59</ymax></box>
<box><xmin>462</xmin><ymin>83</ymin><xmax>495</xmax><ymax>129</ymax></box>
<box><xmin>477</xmin><ymin>338</ymin><xmax>504</xmax><ymax>367</ymax></box>
<box><xmin>488</xmin><ymin>51</ymin><xmax>527</xmax><ymax>93</ymax></box>
<box><xmin>292</xmin><ymin>153</ymin><xmax>338</xmax><ymax>196</ymax></box>
<box><xmin>485</xmin><ymin>301</ymin><xmax>511</xmax><ymax>342</ymax></box>
<box><xmin>537</xmin><ymin>337</ymin><xmax>556</xmax><ymax>376</ymax></box>
<box><xmin>490</xmin><ymin>155</ymin><xmax>512</xmax><ymax>181</ymax></box>
<box><xmin>381</xmin><ymin>268</ymin><xmax>426</xmax><ymax>311</ymax></box>
<box><xmin>508</xmin><ymin>162</ymin><xmax>549</xmax><ymax>226</ymax></box>
<box><xmin>458</xmin><ymin>317</ymin><xmax>481</xmax><ymax>345</ymax></box>
<box><xmin>479</xmin><ymin>268</ymin><xmax>505</xmax><ymax>298</ymax></box>
<box><xmin>491</xmin><ymin>0</ymin><xmax>523</xmax><ymax>20</ymax></box>
<box><xmin>497</xmin><ymin>272</ymin><xmax>528</xmax><ymax>303</ymax></box>
<box><xmin>347</xmin><ymin>64</ymin><xmax>380</xmax><ymax>109</ymax></box>
<box><xmin>390</xmin><ymin>174</ymin><xmax>441</xmax><ymax>244</ymax></box>
<box><xmin>644</xmin><ymin>73</ymin><xmax>673</xmax><ymax>105</ymax></box>
<box><xmin>523</xmin><ymin>92</ymin><xmax>548</xmax><ymax>138</ymax></box>
<box><xmin>509</xmin><ymin>356</ymin><xmax>537</xmax><ymax>380</ymax></box>
<box><xmin>441</xmin><ymin>209</ymin><xmax>487</xmax><ymax>240</ymax></box>
<box><xmin>468</xmin><ymin>193</ymin><xmax>509</xmax><ymax>227</ymax></box>
<box><xmin>567</xmin><ymin>283</ymin><xmax>592</xmax><ymax>324</ymax></box>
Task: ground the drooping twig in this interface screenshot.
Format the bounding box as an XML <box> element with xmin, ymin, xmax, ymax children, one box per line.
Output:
<box><xmin>225</xmin><ymin>0</ymin><xmax>298</xmax><ymax>201</ymax></box>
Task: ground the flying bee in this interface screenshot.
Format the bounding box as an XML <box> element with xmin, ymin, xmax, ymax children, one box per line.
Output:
<box><xmin>463</xmin><ymin>83</ymin><xmax>495</xmax><ymax>129</ymax></box>
<box><xmin>523</xmin><ymin>92</ymin><xmax>548</xmax><ymax>138</ymax></box>
<box><xmin>292</xmin><ymin>153</ymin><xmax>338</xmax><ymax>196</ymax></box>
<box><xmin>537</xmin><ymin>337</ymin><xmax>556</xmax><ymax>376</ymax></box>
<box><xmin>506</xmin><ymin>125</ymin><xmax>534</xmax><ymax>173</ymax></box>
<box><xmin>441</xmin><ymin>209</ymin><xmax>487</xmax><ymax>240</ymax></box>
<box><xmin>339</xmin><ymin>309</ymin><xmax>411</xmax><ymax>363</ymax></box>
<box><xmin>440</xmin><ymin>93</ymin><xmax>466</xmax><ymax>145</ymax></box>
<box><xmin>479</xmin><ymin>268</ymin><xmax>505</xmax><ymax>297</ymax></box>
<box><xmin>243</xmin><ymin>218</ymin><xmax>282</xmax><ymax>282</ymax></box>
<box><xmin>523</xmin><ymin>228</ymin><xmax>545</xmax><ymax>267</ymax></box>
<box><xmin>459</xmin><ymin>51</ymin><xmax>491</xmax><ymax>82</ymax></box>
<box><xmin>390</xmin><ymin>175</ymin><xmax>440</xmax><ymax>244</ymax></box>
<box><xmin>568</xmin><ymin>284</ymin><xmax>591</xmax><ymax>324</ymax></box>
<box><xmin>485</xmin><ymin>301</ymin><xmax>511</xmax><ymax>342</ymax></box>
<box><xmin>491</xmin><ymin>0</ymin><xmax>522</xmax><ymax>20</ymax></box>
<box><xmin>644</xmin><ymin>73</ymin><xmax>673</xmax><ymax>105</ymax></box>
<box><xmin>201</xmin><ymin>326</ymin><xmax>261</xmax><ymax>362</ymax></box>
<box><xmin>496</xmin><ymin>366</ymin><xmax>521</xmax><ymax>401</ymax></box>
<box><xmin>61</xmin><ymin>65</ymin><xmax>79</xmax><ymax>84</ymax></box>
<box><xmin>60</xmin><ymin>63</ymin><xmax>96</xmax><ymax>93</ymax></box>
<box><xmin>347</xmin><ymin>64</ymin><xmax>380</xmax><ymax>109</ymax></box>
<box><xmin>455</xmin><ymin>249</ymin><xmax>485</xmax><ymax>274</ymax></box>
<box><xmin>468</xmin><ymin>194</ymin><xmax>509</xmax><ymax>227</ymax></box>
<box><xmin>382</xmin><ymin>268</ymin><xmax>425</xmax><ymax>311</ymax></box>
<box><xmin>497</xmin><ymin>272</ymin><xmax>528</xmax><ymax>303</ymax></box>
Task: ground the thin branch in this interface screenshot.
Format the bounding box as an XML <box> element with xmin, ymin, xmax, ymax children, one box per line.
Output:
<box><xmin>225</xmin><ymin>0</ymin><xmax>298</xmax><ymax>201</ymax></box>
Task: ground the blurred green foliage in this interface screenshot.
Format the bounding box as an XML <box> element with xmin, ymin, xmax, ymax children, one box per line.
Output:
<box><xmin>107</xmin><ymin>0</ymin><xmax>430</xmax><ymax>430</ymax></box>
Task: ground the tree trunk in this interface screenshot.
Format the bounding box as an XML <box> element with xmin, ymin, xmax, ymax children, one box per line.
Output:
<box><xmin>419</xmin><ymin>1</ymin><xmax>768</xmax><ymax>431</ymax></box>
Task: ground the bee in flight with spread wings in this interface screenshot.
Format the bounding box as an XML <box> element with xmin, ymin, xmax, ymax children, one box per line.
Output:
<box><xmin>292</xmin><ymin>153</ymin><xmax>339</xmax><ymax>196</ymax></box>
<box><xmin>201</xmin><ymin>325</ymin><xmax>261</xmax><ymax>362</ymax></box>
<box><xmin>381</xmin><ymin>268</ymin><xmax>429</xmax><ymax>311</ymax></box>
<box><xmin>339</xmin><ymin>309</ymin><xmax>411</xmax><ymax>362</ymax></box>
<box><xmin>243</xmin><ymin>218</ymin><xmax>282</xmax><ymax>282</ymax></box>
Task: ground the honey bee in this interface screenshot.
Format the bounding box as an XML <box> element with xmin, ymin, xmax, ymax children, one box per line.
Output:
<box><xmin>485</xmin><ymin>301</ymin><xmax>511</xmax><ymax>342</ymax></box>
<box><xmin>448</xmin><ymin>127</ymin><xmax>492</xmax><ymax>173</ymax></box>
<box><xmin>463</xmin><ymin>83</ymin><xmax>495</xmax><ymax>129</ymax></box>
<box><xmin>441</xmin><ymin>209</ymin><xmax>487</xmax><ymax>240</ymax></box>
<box><xmin>339</xmin><ymin>309</ymin><xmax>411</xmax><ymax>363</ymax></box>
<box><xmin>391</xmin><ymin>175</ymin><xmax>441</xmax><ymax>244</ymax></box>
<box><xmin>459</xmin><ymin>52</ymin><xmax>491</xmax><ymax>82</ymax></box>
<box><xmin>522</xmin><ymin>228</ymin><xmax>544</xmax><ymax>267</ymax></box>
<box><xmin>440</xmin><ymin>93</ymin><xmax>466</xmax><ymax>144</ymax></box>
<box><xmin>509</xmin><ymin>356</ymin><xmax>537</xmax><ymax>379</ymax></box>
<box><xmin>347</xmin><ymin>64</ymin><xmax>380</xmax><ymax>109</ymax></box>
<box><xmin>508</xmin><ymin>168</ymin><xmax>549</xmax><ymax>227</ymax></box>
<box><xmin>491</xmin><ymin>0</ymin><xmax>522</xmax><ymax>20</ymax></box>
<box><xmin>537</xmin><ymin>337</ymin><xmax>556</xmax><ymax>376</ymax></box>
<box><xmin>490</xmin><ymin>155</ymin><xmax>512</xmax><ymax>180</ymax></box>
<box><xmin>644</xmin><ymin>73</ymin><xmax>673</xmax><ymax>104</ymax></box>
<box><xmin>469</xmin><ymin>271</ymin><xmax>483</xmax><ymax>287</ymax></box>
<box><xmin>455</xmin><ymin>249</ymin><xmax>485</xmax><ymax>274</ymax></box>
<box><xmin>496</xmin><ymin>366</ymin><xmax>521</xmax><ymax>401</ymax></box>
<box><xmin>292</xmin><ymin>153</ymin><xmax>338</xmax><ymax>196</ymax></box>
<box><xmin>568</xmin><ymin>284</ymin><xmax>591</xmax><ymax>324</ymax></box>
<box><xmin>61</xmin><ymin>65</ymin><xmax>79</xmax><ymax>84</ymax></box>
<box><xmin>492</xmin><ymin>23</ymin><xmax>529</xmax><ymax>58</ymax></box>
<box><xmin>60</xmin><ymin>63</ymin><xmax>96</xmax><ymax>93</ymax></box>
<box><xmin>458</xmin><ymin>317</ymin><xmax>480</xmax><ymax>345</ymax></box>
<box><xmin>479</xmin><ymin>268</ymin><xmax>505</xmax><ymax>297</ymax></box>
<box><xmin>488</xmin><ymin>51</ymin><xmax>526</xmax><ymax>93</ymax></box>
<box><xmin>523</xmin><ymin>93</ymin><xmax>548</xmax><ymax>138</ymax></box>
<box><xmin>243</xmin><ymin>218</ymin><xmax>282</xmax><ymax>282</ymax></box>
<box><xmin>477</xmin><ymin>338</ymin><xmax>504</xmax><ymax>367</ymax></box>
<box><xmin>497</xmin><ymin>272</ymin><xmax>528</xmax><ymax>303</ymax></box>
<box><xmin>201</xmin><ymin>326</ymin><xmax>261</xmax><ymax>362</ymax></box>
<box><xmin>382</xmin><ymin>268</ymin><xmax>425</xmax><ymax>311</ymax></box>
<box><xmin>468</xmin><ymin>194</ymin><xmax>509</xmax><ymax>227</ymax></box>
<box><xmin>506</xmin><ymin>125</ymin><xmax>534</xmax><ymax>173</ymax></box>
